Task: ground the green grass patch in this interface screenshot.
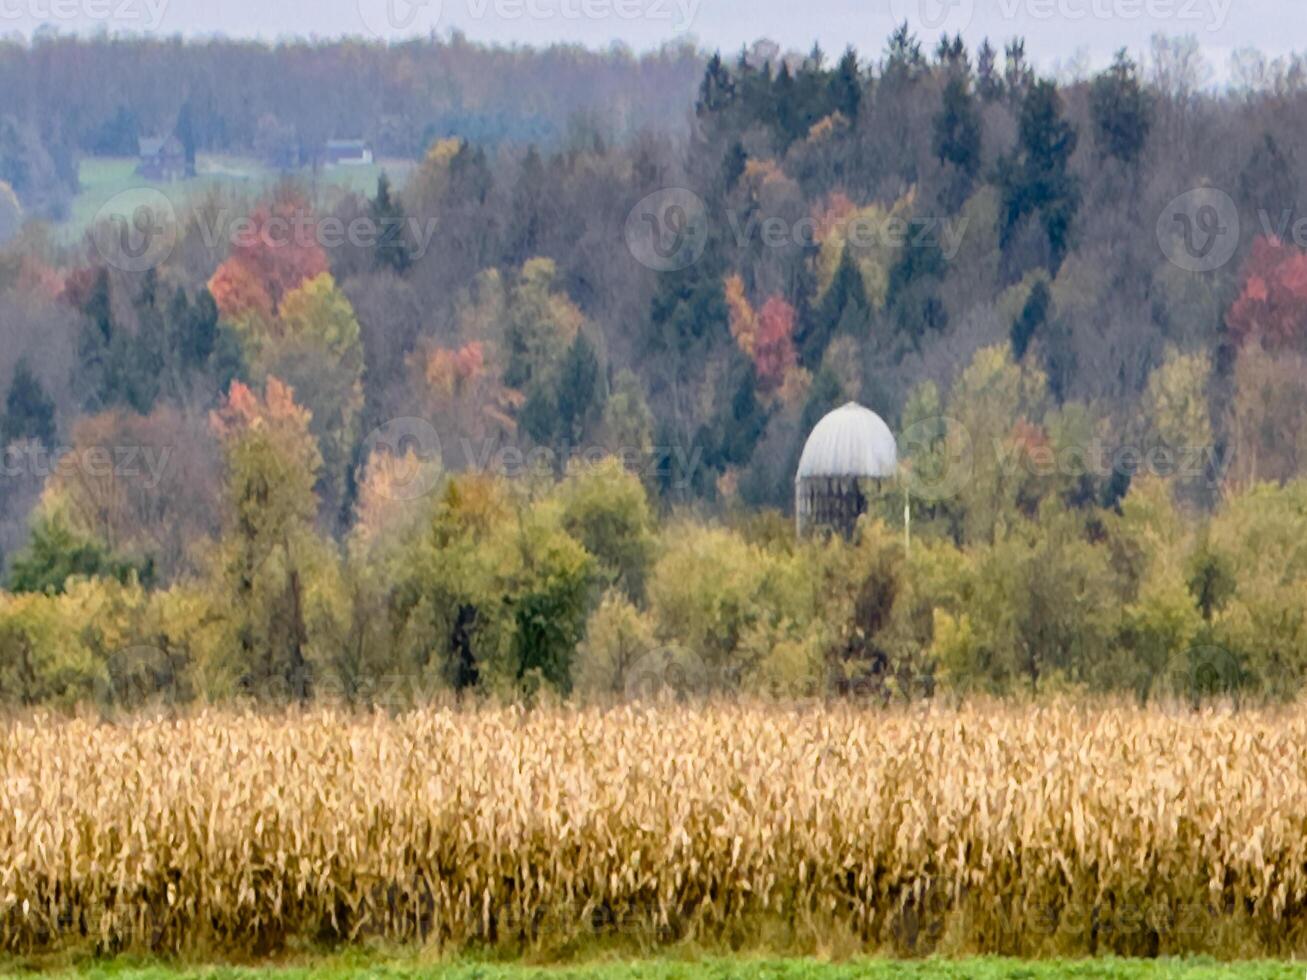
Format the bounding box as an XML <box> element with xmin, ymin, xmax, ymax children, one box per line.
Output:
<box><xmin>6</xmin><ymin>957</ymin><xmax>1303</xmax><ymax>979</ymax></box>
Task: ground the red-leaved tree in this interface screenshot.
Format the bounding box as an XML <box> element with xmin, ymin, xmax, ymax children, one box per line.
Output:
<box><xmin>208</xmin><ymin>192</ymin><xmax>329</xmax><ymax>323</ymax></box>
<box><xmin>1226</xmin><ymin>235</ymin><xmax>1307</xmax><ymax>349</ymax></box>
<box><xmin>753</xmin><ymin>295</ymin><xmax>798</xmax><ymax>389</ymax></box>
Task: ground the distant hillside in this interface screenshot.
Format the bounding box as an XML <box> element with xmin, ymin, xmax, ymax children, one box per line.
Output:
<box><xmin>0</xmin><ymin>32</ymin><xmax>704</xmax><ymax>217</ymax></box>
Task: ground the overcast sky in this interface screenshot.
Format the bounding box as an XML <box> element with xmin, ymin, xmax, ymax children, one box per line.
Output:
<box><xmin>4</xmin><ymin>0</ymin><xmax>1296</xmax><ymax>81</ymax></box>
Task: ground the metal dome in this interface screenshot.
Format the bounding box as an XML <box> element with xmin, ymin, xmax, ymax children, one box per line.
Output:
<box><xmin>795</xmin><ymin>402</ymin><xmax>897</xmax><ymax>482</ymax></box>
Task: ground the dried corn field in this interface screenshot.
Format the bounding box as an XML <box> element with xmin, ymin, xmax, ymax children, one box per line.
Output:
<box><xmin>3</xmin><ymin>702</ymin><xmax>1307</xmax><ymax>960</ymax></box>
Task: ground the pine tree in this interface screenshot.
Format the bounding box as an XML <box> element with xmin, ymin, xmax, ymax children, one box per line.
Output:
<box><xmin>1239</xmin><ymin>132</ymin><xmax>1297</xmax><ymax>228</ymax></box>
<box><xmin>1090</xmin><ymin>50</ymin><xmax>1152</xmax><ymax>165</ymax></box>
<box><xmin>7</xmin><ymin>514</ymin><xmax>148</xmax><ymax>595</ymax></box>
<box><xmin>1011</xmin><ymin>279</ymin><xmax>1050</xmax><ymax>360</ymax></box>
<box><xmin>1</xmin><ymin>359</ymin><xmax>55</xmax><ymax>448</ymax></box>
<box><xmin>370</xmin><ymin>173</ymin><xmax>412</xmax><ymax>274</ymax></box>
<box><xmin>829</xmin><ymin>48</ymin><xmax>862</xmax><ymax>120</ymax></box>
<box><xmin>508</xmin><ymin>146</ymin><xmax>548</xmax><ymax>265</ymax></box>
<box><xmin>997</xmin><ymin>79</ymin><xmax>1080</xmax><ymax>271</ymax></box>
<box><xmin>799</xmin><ymin>243</ymin><xmax>868</xmax><ymax>367</ymax></box>
<box><xmin>696</xmin><ymin>52</ymin><xmax>736</xmax><ymax>117</ymax></box>
<box><xmin>555</xmin><ymin>331</ymin><xmax>604</xmax><ymax>445</ymax></box>
<box><xmin>721</xmin><ymin>140</ymin><xmax>747</xmax><ymax>193</ymax></box>
<box><xmin>887</xmin><ymin>240</ymin><xmax>949</xmax><ymax>345</ymax></box>
<box><xmin>976</xmin><ymin>40</ymin><xmax>1003</xmax><ymax>101</ymax></box>
<box><xmin>883</xmin><ymin>23</ymin><xmax>925</xmax><ymax>89</ymax></box>
<box><xmin>933</xmin><ymin>70</ymin><xmax>982</xmax><ymax>209</ymax></box>
<box><xmin>1004</xmin><ymin>39</ymin><xmax>1034</xmax><ymax>105</ymax></box>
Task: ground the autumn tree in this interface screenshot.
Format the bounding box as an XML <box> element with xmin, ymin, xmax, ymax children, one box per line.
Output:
<box><xmin>1226</xmin><ymin>236</ymin><xmax>1307</xmax><ymax>349</ymax></box>
<box><xmin>1226</xmin><ymin>344</ymin><xmax>1307</xmax><ymax>489</ymax></box>
<box><xmin>209</xmin><ymin>378</ymin><xmax>328</xmax><ymax>700</ymax></box>
<box><xmin>725</xmin><ymin>275</ymin><xmax>797</xmax><ymax>391</ymax></box>
<box><xmin>243</xmin><ymin>272</ymin><xmax>366</xmax><ymax>522</ymax></box>
<box><xmin>207</xmin><ymin>191</ymin><xmax>329</xmax><ymax>338</ymax></box>
<box><xmin>39</xmin><ymin>407</ymin><xmax>220</xmax><ymax>582</ymax></box>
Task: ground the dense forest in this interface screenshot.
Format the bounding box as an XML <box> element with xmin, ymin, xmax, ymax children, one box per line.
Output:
<box><xmin>2</xmin><ymin>27</ymin><xmax>1307</xmax><ymax>704</ymax></box>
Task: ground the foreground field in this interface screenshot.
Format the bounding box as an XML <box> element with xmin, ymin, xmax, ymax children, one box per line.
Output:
<box><xmin>19</xmin><ymin>955</ymin><xmax>1307</xmax><ymax>978</ymax></box>
<box><xmin>2</xmin><ymin>703</ymin><xmax>1307</xmax><ymax>960</ymax></box>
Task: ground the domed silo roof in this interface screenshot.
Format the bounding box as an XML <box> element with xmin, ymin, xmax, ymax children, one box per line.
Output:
<box><xmin>796</xmin><ymin>402</ymin><xmax>897</xmax><ymax>483</ymax></box>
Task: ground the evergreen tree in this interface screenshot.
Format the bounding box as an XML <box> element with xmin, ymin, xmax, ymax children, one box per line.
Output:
<box><xmin>175</xmin><ymin>286</ymin><xmax>219</xmax><ymax>372</ymax></box>
<box><xmin>8</xmin><ymin>515</ymin><xmax>149</xmax><ymax>595</ymax></box>
<box><xmin>887</xmin><ymin>239</ymin><xmax>949</xmax><ymax>345</ymax></box>
<box><xmin>555</xmin><ymin>331</ymin><xmax>604</xmax><ymax>445</ymax></box>
<box><xmin>774</xmin><ymin>62</ymin><xmax>800</xmax><ymax>145</ymax></box>
<box><xmin>520</xmin><ymin>383</ymin><xmax>557</xmax><ymax>446</ymax></box>
<box><xmin>1239</xmin><ymin>132</ymin><xmax>1298</xmax><ymax>229</ymax></box>
<box><xmin>717</xmin><ymin>354</ymin><xmax>767</xmax><ymax>469</ymax></box>
<box><xmin>1</xmin><ymin>359</ymin><xmax>55</xmax><ymax>448</ymax></box>
<box><xmin>1003</xmin><ymin>39</ymin><xmax>1034</xmax><ymax>105</ymax></box>
<box><xmin>1011</xmin><ymin>279</ymin><xmax>1051</xmax><ymax>360</ymax></box>
<box><xmin>801</xmin><ymin>366</ymin><xmax>844</xmax><ymax>437</ymax></box>
<box><xmin>829</xmin><ymin>47</ymin><xmax>862</xmax><ymax>120</ymax></box>
<box><xmin>121</xmin><ymin>267</ymin><xmax>166</xmax><ymax>413</ymax></box>
<box><xmin>933</xmin><ymin>70</ymin><xmax>982</xmax><ymax>209</ymax></box>
<box><xmin>976</xmin><ymin>40</ymin><xmax>1003</xmax><ymax>101</ymax></box>
<box><xmin>882</xmin><ymin>22</ymin><xmax>925</xmax><ymax>89</ymax></box>
<box><xmin>1090</xmin><ymin>50</ymin><xmax>1152</xmax><ymax>165</ymax></box>
<box><xmin>934</xmin><ymin>34</ymin><xmax>967</xmax><ymax>70</ymax></box>
<box><xmin>997</xmin><ymin>79</ymin><xmax>1080</xmax><ymax>272</ymax></box>
<box><xmin>646</xmin><ymin>245</ymin><xmax>727</xmax><ymax>360</ymax></box>
<box><xmin>508</xmin><ymin>146</ymin><xmax>548</xmax><ymax>265</ymax></box>
<box><xmin>799</xmin><ymin>243</ymin><xmax>868</xmax><ymax>368</ymax></box>
<box><xmin>721</xmin><ymin>140</ymin><xmax>747</xmax><ymax>193</ymax></box>
<box><xmin>696</xmin><ymin>52</ymin><xmax>736</xmax><ymax>117</ymax></box>
<box><xmin>370</xmin><ymin>173</ymin><xmax>412</xmax><ymax>274</ymax></box>
<box><xmin>449</xmin><ymin>141</ymin><xmax>493</xmax><ymax>205</ymax></box>
<box><xmin>175</xmin><ymin>98</ymin><xmax>198</xmax><ymax>174</ymax></box>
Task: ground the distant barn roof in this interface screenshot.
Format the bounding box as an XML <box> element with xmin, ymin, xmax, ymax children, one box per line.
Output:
<box><xmin>795</xmin><ymin>402</ymin><xmax>897</xmax><ymax>481</ymax></box>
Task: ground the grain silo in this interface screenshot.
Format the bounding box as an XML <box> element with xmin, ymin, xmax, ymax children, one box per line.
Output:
<box><xmin>795</xmin><ymin>402</ymin><xmax>897</xmax><ymax>538</ymax></box>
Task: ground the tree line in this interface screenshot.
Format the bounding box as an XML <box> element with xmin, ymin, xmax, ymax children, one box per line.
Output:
<box><xmin>1</xmin><ymin>26</ymin><xmax>1307</xmax><ymax>703</ymax></box>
